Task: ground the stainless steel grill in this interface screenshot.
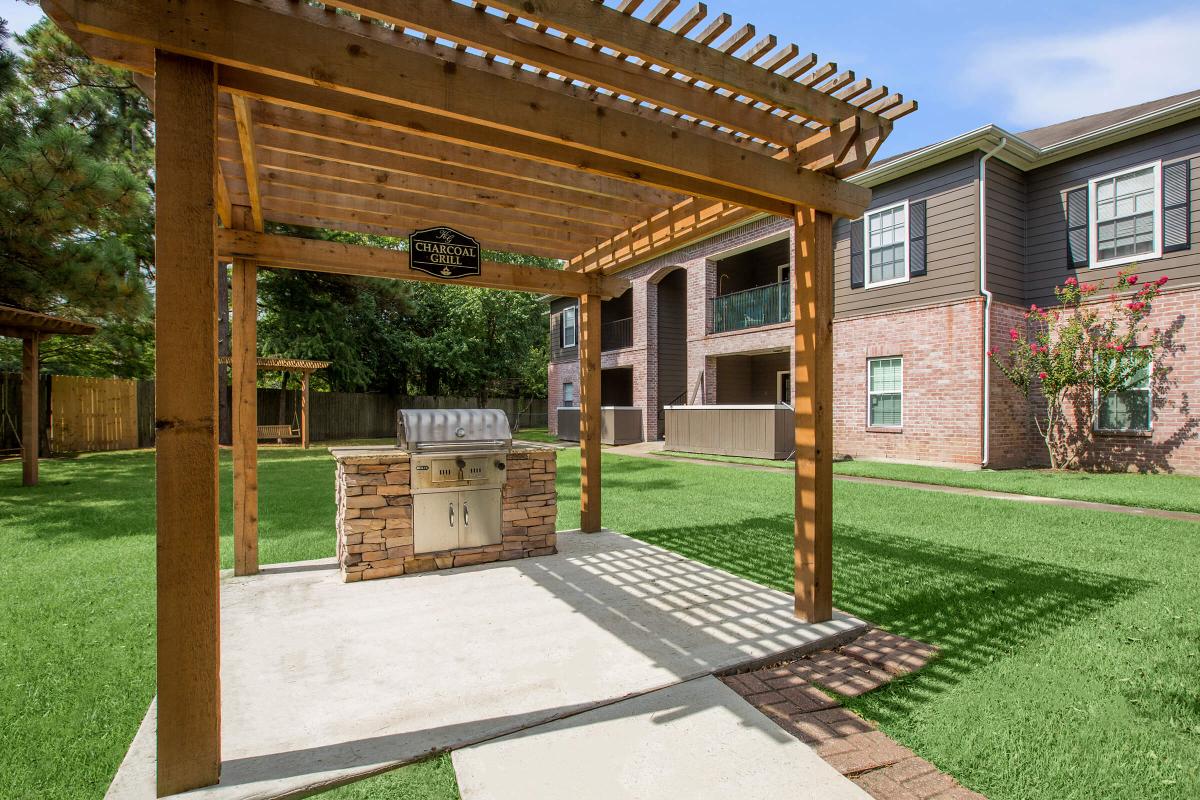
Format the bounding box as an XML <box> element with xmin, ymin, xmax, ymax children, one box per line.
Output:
<box><xmin>396</xmin><ymin>409</ymin><xmax>511</xmax><ymax>554</ymax></box>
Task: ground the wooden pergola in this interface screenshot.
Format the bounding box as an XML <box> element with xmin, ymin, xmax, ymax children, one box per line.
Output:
<box><xmin>0</xmin><ymin>305</ymin><xmax>98</xmax><ymax>486</ymax></box>
<box><xmin>43</xmin><ymin>0</ymin><xmax>913</xmax><ymax>794</ymax></box>
<box><xmin>217</xmin><ymin>355</ymin><xmax>331</xmax><ymax>450</ymax></box>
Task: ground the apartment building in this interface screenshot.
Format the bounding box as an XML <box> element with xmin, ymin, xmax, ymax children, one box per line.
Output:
<box><xmin>548</xmin><ymin>90</ymin><xmax>1200</xmax><ymax>473</ymax></box>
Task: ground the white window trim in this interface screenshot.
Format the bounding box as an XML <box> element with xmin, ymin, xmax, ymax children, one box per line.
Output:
<box><xmin>776</xmin><ymin>370</ymin><xmax>792</xmax><ymax>406</ymax></box>
<box><xmin>561</xmin><ymin>306</ymin><xmax>577</xmax><ymax>348</ymax></box>
<box><xmin>562</xmin><ymin>382</ymin><xmax>575</xmax><ymax>407</ymax></box>
<box><xmin>863</xmin><ymin>199</ymin><xmax>910</xmax><ymax>289</ymax></box>
<box><xmin>1087</xmin><ymin>160</ymin><xmax>1163</xmax><ymax>270</ymax></box>
<box><xmin>867</xmin><ymin>356</ymin><xmax>903</xmax><ymax>429</ymax></box>
<box><xmin>776</xmin><ymin>262</ymin><xmax>790</xmax><ymax>286</ymax></box>
<box><xmin>1094</xmin><ymin>360</ymin><xmax>1153</xmax><ymax>433</ymax></box>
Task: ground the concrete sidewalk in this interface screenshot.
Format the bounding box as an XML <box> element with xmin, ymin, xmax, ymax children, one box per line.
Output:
<box><xmin>453</xmin><ymin>676</ymin><xmax>870</xmax><ymax>800</ymax></box>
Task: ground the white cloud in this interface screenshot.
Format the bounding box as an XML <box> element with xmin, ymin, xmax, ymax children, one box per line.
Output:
<box><xmin>964</xmin><ymin>11</ymin><xmax>1200</xmax><ymax>129</ymax></box>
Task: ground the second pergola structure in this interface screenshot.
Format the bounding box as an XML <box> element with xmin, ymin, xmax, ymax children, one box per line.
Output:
<box><xmin>45</xmin><ymin>0</ymin><xmax>913</xmax><ymax>794</ymax></box>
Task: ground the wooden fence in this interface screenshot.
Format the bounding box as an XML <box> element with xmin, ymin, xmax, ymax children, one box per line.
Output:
<box><xmin>1</xmin><ymin>372</ymin><xmax>547</xmax><ymax>453</ymax></box>
<box><xmin>48</xmin><ymin>375</ymin><xmax>140</xmax><ymax>453</ymax></box>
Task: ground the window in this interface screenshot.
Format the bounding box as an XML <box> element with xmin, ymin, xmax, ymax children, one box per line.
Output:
<box><xmin>1097</xmin><ymin>362</ymin><xmax>1152</xmax><ymax>432</ymax></box>
<box><xmin>776</xmin><ymin>370</ymin><xmax>791</xmax><ymax>406</ymax></box>
<box><xmin>561</xmin><ymin>306</ymin><xmax>577</xmax><ymax>348</ymax></box>
<box><xmin>562</xmin><ymin>382</ymin><xmax>575</xmax><ymax>407</ymax></box>
<box><xmin>868</xmin><ymin>357</ymin><xmax>903</xmax><ymax>428</ymax></box>
<box><xmin>1089</xmin><ymin>162</ymin><xmax>1162</xmax><ymax>269</ymax></box>
<box><xmin>864</xmin><ymin>201</ymin><xmax>909</xmax><ymax>288</ymax></box>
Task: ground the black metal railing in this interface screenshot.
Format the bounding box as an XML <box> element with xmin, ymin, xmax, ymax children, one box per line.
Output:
<box><xmin>710</xmin><ymin>281</ymin><xmax>790</xmax><ymax>334</ymax></box>
<box><xmin>601</xmin><ymin>317</ymin><xmax>633</xmax><ymax>351</ymax></box>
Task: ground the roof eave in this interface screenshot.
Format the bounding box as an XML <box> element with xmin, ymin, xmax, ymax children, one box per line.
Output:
<box><xmin>851</xmin><ymin>94</ymin><xmax>1200</xmax><ymax>188</ymax></box>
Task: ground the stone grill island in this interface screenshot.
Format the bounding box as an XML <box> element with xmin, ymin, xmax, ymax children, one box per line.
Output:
<box><xmin>331</xmin><ymin>431</ymin><xmax>557</xmax><ymax>582</ymax></box>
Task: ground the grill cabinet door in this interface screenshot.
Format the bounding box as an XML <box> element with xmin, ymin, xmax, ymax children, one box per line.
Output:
<box><xmin>459</xmin><ymin>488</ymin><xmax>502</xmax><ymax>548</ymax></box>
<box><xmin>413</xmin><ymin>492</ymin><xmax>460</xmax><ymax>554</ymax></box>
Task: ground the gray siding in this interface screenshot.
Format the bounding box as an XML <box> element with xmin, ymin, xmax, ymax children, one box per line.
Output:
<box><xmin>985</xmin><ymin>158</ymin><xmax>1027</xmax><ymax>306</ymax></box>
<box><xmin>549</xmin><ymin>297</ymin><xmax>578</xmax><ymax>364</ymax></box>
<box><xmin>655</xmin><ymin>269</ymin><xmax>688</xmax><ymax>408</ymax></box>
<box><xmin>1024</xmin><ymin>119</ymin><xmax>1200</xmax><ymax>306</ymax></box>
<box><xmin>834</xmin><ymin>153</ymin><xmax>981</xmax><ymax>318</ymax></box>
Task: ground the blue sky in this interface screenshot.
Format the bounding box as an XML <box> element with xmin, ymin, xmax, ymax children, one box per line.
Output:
<box><xmin>3</xmin><ymin>0</ymin><xmax>1198</xmax><ymax>158</ymax></box>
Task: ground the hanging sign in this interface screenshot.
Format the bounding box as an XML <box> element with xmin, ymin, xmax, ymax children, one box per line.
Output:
<box><xmin>408</xmin><ymin>226</ymin><xmax>481</xmax><ymax>279</ymax></box>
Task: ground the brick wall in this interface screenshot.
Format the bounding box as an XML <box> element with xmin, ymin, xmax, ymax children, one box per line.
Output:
<box><xmin>987</xmin><ymin>301</ymin><xmax>1041</xmax><ymax>468</ymax></box>
<box><xmin>1079</xmin><ymin>285</ymin><xmax>1199</xmax><ymax>473</ymax></box>
<box><xmin>833</xmin><ymin>298</ymin><xmax>985</xmax><ymax>465</ymax></box>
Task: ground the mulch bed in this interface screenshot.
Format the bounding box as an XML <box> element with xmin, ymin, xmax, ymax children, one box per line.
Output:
<box><xmin>722</xmin><ymin>628</ymin><xmax>986</xmax><ymax>800</ymax></box>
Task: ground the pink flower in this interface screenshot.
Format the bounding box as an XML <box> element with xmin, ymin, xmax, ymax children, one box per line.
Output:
<box><xmin>987</xmin><ymin>347</ymin><xmax>997</xmax><ymax>357</ymax></box>
<box><xmin>1030</xmin><ymin>343</ymin><xmax>1039</xmax><ymax>353</ymax></box>
<box><xmin>1113</xmin><ymin>344</ymin><xmax>1125</xmax><ymax>353</ymax></box>
<box><xmin>1157</xmin><ymin>276</ymin><xmax>1169</xmax><ymax>286</ymax></box>
<box><xmin>1126</xmin><ymin>301</ymin><xmax>1146</xmax><ymax>312</ymax></box>
<box><xmin>1126</xmin><ymin>274</ymin><xmax>1138</xmax><ymax>285</ymax></box>
<box><xmin>1038</xmin><ymin>371</ymin><xmax>1048</xmax><ymax>380</ymax></box>
<box><xmin>1009</xmin><ymin>327</ymin><xmax>1019</xmax><ymax>341</ymax></box>
<box><xmin>1064</xmin><ymin>276</ymin><xmax>1078</xmax><ymax>287</ymax></box>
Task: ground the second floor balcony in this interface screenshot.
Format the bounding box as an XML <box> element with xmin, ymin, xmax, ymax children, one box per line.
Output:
<box><xmin>601</xmin><ymin>316</ymin><xmax>633</xmax><ymax>351</ymax></box>
<box><xmin>710</xmin><ymin>281</ymin><xmax>790</xmax><ymax>334</ymax></box>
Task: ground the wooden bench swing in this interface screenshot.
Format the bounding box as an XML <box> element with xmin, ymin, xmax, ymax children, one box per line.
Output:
<box><xmin>219</xmin><ymin>356</ymin><xmax>331</xmax><ymax>449</ymax></box>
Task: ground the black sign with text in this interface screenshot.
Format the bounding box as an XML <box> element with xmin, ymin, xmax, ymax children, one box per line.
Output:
<box><xmin>409</xmin><ymin>226</ymin><xmax>481</xmax><ymax>279</ymax></box>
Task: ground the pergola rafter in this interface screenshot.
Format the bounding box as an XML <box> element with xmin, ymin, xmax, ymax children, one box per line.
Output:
<box><xmin>42</xmin><ymin>1</ymin><xmax>915</xmax><ymax>795</ymax></box>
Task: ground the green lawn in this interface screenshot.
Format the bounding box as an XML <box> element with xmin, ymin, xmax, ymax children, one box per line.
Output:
<box><xmin>513</xmin><ymin>426</ymin><xmax>558</xmax><ymax>444</ymax></box>
<box><xmin>2</xmin><ymin>447</ymin><xmax>1197</xmax><ymax>799</ymax></box>
<box><xmin>832</xmin><ymin>459</ymin><xmax>1200</xmax><ymax>514</ymax></box>
<box><xmin>662</xmin><ymin>449</ymin><xmax>1200</xmax><ymax>514</ymax></box>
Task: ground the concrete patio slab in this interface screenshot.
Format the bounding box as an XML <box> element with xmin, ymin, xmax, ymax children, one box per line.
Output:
<box><xmin>107</xmin><ymin>530</ymin><xmax>866</xmax><ymax>800</ymax></box>
<box><xmin>453</xmin><ymin>676</ymin><xmax>871</xmax><ymax>800</ymax></box>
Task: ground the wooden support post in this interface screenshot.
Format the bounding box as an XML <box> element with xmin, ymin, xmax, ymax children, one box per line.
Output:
<box><xmin>300</xmin><ymin>371</ymin><xmax>310</xmax><ymax>449</ymax></box>
<box><xmin>21</xmin><ymin>335</ymin><xmax>38</xmax><ymax>487</ymax></box>
<box><xmin>791</xmin><ymin>205</ymin><xmax>834</xmax><ymax>623</ymax></box>
<box><xmin>231</xmin><ymin>206</ymin><xmax>259</xmax><ymax>575</ymax></box>
<box><xmin>579</xmin><ymin>293</ymin><xmax>602</xmax><ymax>533</ymax></box>
<box><xmin>154</xmin><ymin>51</ymin><xmax>221</xmax><ymax>795</ymax></box>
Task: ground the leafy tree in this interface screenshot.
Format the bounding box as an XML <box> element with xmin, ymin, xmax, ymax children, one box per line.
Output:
<box><xmin>0</xmin><ymin>15</ymin><xmax>155</xmax><ymax>376</ymax></box>
<box><xmin>990</xmin><ymin>269</ymin><xmax>1170</xmax><ymax>469</ymax></box>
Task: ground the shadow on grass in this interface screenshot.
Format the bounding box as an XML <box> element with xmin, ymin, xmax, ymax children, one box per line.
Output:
<box><xmin>632</xmin><ymin>514</ymin><xmax>1148</xmax><ymax>719</ymax></box>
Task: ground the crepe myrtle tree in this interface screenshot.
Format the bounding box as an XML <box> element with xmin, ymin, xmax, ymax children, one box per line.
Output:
<box><xmin>989</xmin><ymin>268</ymin><xmax>1169</xmax><ymax>469</ymax></box>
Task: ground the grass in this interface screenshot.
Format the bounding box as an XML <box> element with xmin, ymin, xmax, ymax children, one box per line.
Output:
<box><xmin>553</xmin><ymin>450</ymin><xmax>1200</xmax><ymax>800</ymax></box>
<box><xmin>512</xmin><ymin>426</ymin><xmax>557</xmax><ymax>444</ymax></box>
<box><xmin>662</xmin><ymin>449</ymin><xmax>1200</xmax><ymax>514</ymax></box>
<box><xmin>832</xmin><ymin>459</ymin><xmax>1200</xmax><ymax>514</ymax></box>
<box><xmin>2</xmin><ymin>446</ymin><xmax>1197</xmax><ymax>799</ymax></box>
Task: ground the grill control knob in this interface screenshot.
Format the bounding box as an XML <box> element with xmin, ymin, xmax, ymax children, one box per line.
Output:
<box><xmin>456</xmin><ymin>457</ymin><xmax>466</xmax><ymax>469</ymax></box>
<box><xmin>495</xmin><ymin>461</ymin><xmax>506</xmax><ymax>470</ymax></box>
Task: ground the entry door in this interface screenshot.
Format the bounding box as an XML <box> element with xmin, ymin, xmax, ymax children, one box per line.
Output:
<box><xmin>459</xmin><ymin>488</ymin><xmax>503</xmax><ymax>548</ymax></box>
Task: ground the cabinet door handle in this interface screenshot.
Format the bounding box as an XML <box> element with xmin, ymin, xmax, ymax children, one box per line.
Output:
<box><xmin>449</xmin><ymin>501</ymin><xmax>455</xmax><ymax>527</ymax></box>
<box><xmin>463</xmin><ymin>500</ymin><xmax>469</xmax><ymax>527</ymax></box>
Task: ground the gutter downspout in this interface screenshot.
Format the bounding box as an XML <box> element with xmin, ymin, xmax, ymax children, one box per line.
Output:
<box><xmin>979</xmin><ymin>137</ymin><xmax>1008</xmax><ymax>468</ymax></box>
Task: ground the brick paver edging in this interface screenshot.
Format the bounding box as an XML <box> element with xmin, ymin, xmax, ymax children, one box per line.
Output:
<box><xmin>721</xmin><ymin>628</ymin><xmax>987</xmax><ymax>800</ymax></box>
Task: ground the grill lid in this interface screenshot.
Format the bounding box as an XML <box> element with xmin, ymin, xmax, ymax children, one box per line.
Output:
<box><xmin>397</xmin><ymin>408</ymin><xmax>512</xmax><ymax>451</ymax></box>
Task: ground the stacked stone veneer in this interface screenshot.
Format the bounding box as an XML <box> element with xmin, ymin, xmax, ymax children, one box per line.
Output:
<box><xmin>333</xmin><ymin>447</ymin><xmax>558</xmax><ymax>582</ymax></box>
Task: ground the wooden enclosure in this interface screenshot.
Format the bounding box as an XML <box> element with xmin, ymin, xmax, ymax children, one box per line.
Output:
<box><xmin>44</xmin><ymin>0</ymin><xmax>915</xmax><ymax>792</ymax></box>
<box><xmin>664</xmin><ymin>405</ymin><xmax>794</xmax><ymax>460</ymax></box>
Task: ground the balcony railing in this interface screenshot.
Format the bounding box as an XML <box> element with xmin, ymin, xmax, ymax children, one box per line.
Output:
<box><xmin>601</xmin><ymin>316</ymin><xmax>633</xmax><ymax>351</ymax></box>
<box><xmin>710</xmin><ymin>281</ymin><xmax>790</xmax><ymax>334</ymax></box>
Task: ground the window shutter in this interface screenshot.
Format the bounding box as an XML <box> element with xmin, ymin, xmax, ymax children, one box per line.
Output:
<box><xmin>1066</xmin><ymin>186</ymin><xmax>1089</xmax><ymax>269</ymax></box>
<box><xmin>908</xmin><ymin>200</ymin><xmax>927</xmax><ymax>277</ymax></box>
<box><xmin>850</xmin><ymin>218</ymin><xmax>865</xmax><ymax>288</ymax></box>
<box><xmin>1163</xmin><ymin>159</ymin><xmax>1191</xmax><ymax>253</ymax></box>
